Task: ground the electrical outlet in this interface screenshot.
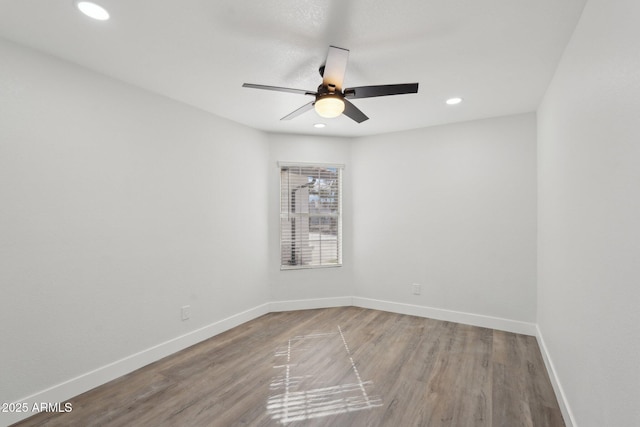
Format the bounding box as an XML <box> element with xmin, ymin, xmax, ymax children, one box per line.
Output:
<box><xmin>412</xmin><ymin>283</ymin><xmax>421</xmax><ymax>295</ymax></box>
<box><xmin>181</xmin><ymin>305</ymin><xmax>190</xmax><ymax>321</ymax></box>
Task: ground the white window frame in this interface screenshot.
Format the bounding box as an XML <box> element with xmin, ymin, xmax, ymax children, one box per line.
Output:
<box><xmin>279</xmin><ymin>162</ymin><xmax>343</xmax><ymax>270</ymax></box>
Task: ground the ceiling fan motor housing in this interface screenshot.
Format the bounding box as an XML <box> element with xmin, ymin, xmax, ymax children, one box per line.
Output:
<box><xmin>317</xmin><ymin>83</ymin><xmax>339</xmax><ymax>96</ymax></box>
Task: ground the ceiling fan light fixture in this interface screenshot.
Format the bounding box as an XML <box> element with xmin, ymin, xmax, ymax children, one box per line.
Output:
<box><xmin>76</xmin><ymin>1</ymin><xmax>110</xmax><ymax>21</ymax></box>
<box><xmin>314</xmin><ymin>95</ymin><xmax>345</xmax><ymax>118</ymax></box>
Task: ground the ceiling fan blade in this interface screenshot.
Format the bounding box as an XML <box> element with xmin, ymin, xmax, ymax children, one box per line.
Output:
<box><xmin>322</xmin><ymin>46</ymin><xmax>349</xmax><ymax>91</ymax></box>
<box><xmin>242</xmin><ymin>83</ymin><xmax>316</xmax><ymax>96</ymax></box>
<box><xmin>281</xmin><ymin>101</ymin><xmax>315</xmax><ymax>120</ymax></box>
<box><xmin>343</xmin><ymin>83</ymin><xmax>419</xmax><ymax>99</ymax></box>
<box><xmin>342</xmin><ymin>99</ymin><xmax>369</xmax><ymax>123</ymax></box>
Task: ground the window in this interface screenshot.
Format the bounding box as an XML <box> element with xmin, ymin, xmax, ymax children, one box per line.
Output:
<box><xmin>279</xmin><ymin>162</ymin><xmax>343</xmax><ymax>269</ymax></box>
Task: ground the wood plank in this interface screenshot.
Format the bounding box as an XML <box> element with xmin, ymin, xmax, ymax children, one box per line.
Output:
<box><xmin>11</xmin><ymin>307</ymin><xmax>565</xmax><ymax>427</ymax></box>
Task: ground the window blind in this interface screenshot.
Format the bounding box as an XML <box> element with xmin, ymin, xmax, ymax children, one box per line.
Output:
<box><xmin>279</xmin><ymin>163</ymin><xmax>343</xmax><ymax>269</ymax></box>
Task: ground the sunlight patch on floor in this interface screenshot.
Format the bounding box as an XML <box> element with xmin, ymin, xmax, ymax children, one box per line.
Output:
<box><xmin>267</xmin><ymin>326</ymin><xmax>382</xmax><ymax>423</ymax></box>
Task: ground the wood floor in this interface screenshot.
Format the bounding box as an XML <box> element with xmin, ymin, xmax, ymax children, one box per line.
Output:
<box><xmin>12</xmin><ymin>307</ymin><xmax>565</xmax><ymax>427</ymax></box>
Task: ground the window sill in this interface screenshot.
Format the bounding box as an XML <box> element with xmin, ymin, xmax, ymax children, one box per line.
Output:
<box><xmin>280</xmin><ymin>264</ymin><xmax>343</xmax><ymax>271</ymax></box>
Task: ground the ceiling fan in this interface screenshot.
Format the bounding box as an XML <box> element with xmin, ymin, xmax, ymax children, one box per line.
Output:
<box><xmin>242</xmin><ymin>46</ymin><xmax>419</xmax><ymax>123</ymax></box>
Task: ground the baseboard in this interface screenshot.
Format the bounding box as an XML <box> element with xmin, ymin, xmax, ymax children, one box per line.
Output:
<box><xmin>269</xmin><ymin>296</ymin><xmax>353</xmax><ymax>312</ymax></box>
<box><xmin>353</xmin><ymin>297</ymin><xmax>538</xmax><ymax>336</ymax></box>
<box><xmin>4</xmin><ymin>296</ymin><xmax>540</xmax><ymax>426</ymax></box>
<box><xmin>3</xmin><ymin>303</ymin><xmax>271</xmax><ymax>427</ymax></box>
<box><xmin>535</xmin><ymin>325</ymin><xmax>577</xmax><ymax>427</ymax></box>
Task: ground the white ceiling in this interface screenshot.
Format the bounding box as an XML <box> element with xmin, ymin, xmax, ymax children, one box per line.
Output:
<box><xmin>0</xmin><ymin>0</ymin><xmax>586</xmax><ymax>137</ymax></box>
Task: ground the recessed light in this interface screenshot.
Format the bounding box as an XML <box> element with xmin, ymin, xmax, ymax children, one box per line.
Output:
<box><xmin>446</xmin><ymin>97</ymin><xmax>463</xmax><ymax>105</ymax></box>
<box><xmin>313</xmin><ymin>123</ymin><xmax>326</xmax><ymax>128</ymax></box>
<box><xmin>76</xmin><ymin>1</ymin><xmax>110</xmax><ymax>21</ymax></box>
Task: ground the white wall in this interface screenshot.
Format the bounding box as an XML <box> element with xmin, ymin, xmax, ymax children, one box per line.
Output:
<box><xmin>267</xmin><ymin>134</ymin><xmax>354</xmax><ymax>303</ymax></box>
<box><xmin>537</xmin><ymin>0</ymin><xmax>640</xmax><ymax>425</ymax></box>
<box><xmin>352</xmin><ymin>114</ymin><xmax>538</xmax><ymax>323</ymax></box>
<box><xmin>0</xmin><ymin>39</ymin><xmax>269</xmax><ymax>409</ymax></box>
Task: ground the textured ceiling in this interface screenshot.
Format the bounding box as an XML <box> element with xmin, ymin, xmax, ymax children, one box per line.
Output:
<box><xmin>0</xmin><ymin>0</ymin><xmax>586</xmax><ymax>136</ymax></box>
